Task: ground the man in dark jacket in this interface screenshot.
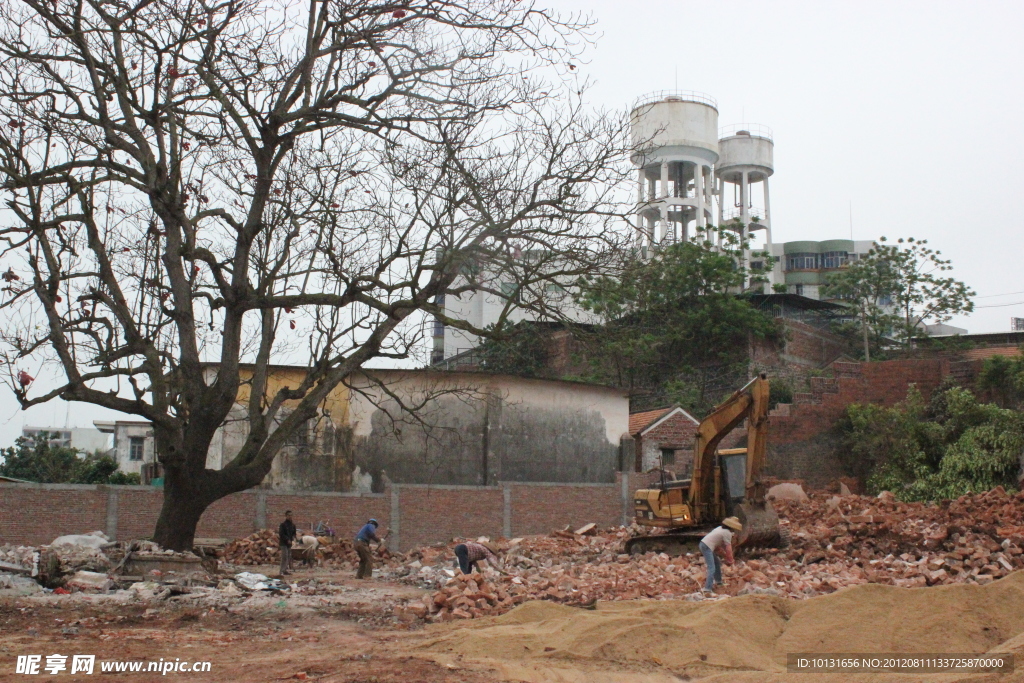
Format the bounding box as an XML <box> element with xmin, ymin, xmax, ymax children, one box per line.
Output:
<box><xmin>279</xmin><ymin>510</ymin><xmax>297</xmax><ymax>576</ymax></box>
<box><xmin>354</xmin><ymin>519</ymin><xmax>381</xmax><ymax>579</ymax></box>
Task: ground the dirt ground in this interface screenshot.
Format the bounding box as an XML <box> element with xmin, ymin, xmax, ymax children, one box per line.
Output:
<box><xmin>1</xmin><ymin>566</ymin><xmax>499</xmax><ymax>683</ymax></box>
<box><xmin>6</xmin><ymin>564</ymin><xmax>1024</xmax><ymax>682</ymax></box>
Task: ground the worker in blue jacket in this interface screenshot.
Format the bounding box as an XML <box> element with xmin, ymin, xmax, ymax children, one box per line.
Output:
<box><xmin>354</xmin><ymin>519</ymin><xmax>382</xmax><ymax>579</ymax></box>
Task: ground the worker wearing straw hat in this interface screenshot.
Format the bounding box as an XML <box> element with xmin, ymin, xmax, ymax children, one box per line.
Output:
<box><xmin>699</xmin><ymin>517</ymin><xmax>742</xmax><ymax>595</ymax></box>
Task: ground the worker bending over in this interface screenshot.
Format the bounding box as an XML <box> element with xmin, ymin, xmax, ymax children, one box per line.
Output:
<box><xmin>354</xmin><ymin>519</ymin><xmax>382</xmax><ymax>579</ymax></box>
<box><xmin>699</xmin><ymin>517</ymin><xmax>742</xmax><ymax>594</ymax></box>
<box><xmin>293</xmin><ymin>534</ymin><xmax>320</xmax><ymax>567</ymax></box>
<box><xmin>454</xmin><ymin>541</ymin><xmax>505</xmax><ymax>575</ymax></box>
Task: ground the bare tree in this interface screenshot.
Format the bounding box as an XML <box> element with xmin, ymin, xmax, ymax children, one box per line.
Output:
<box><xmin>0</xmin><ymin>0</ymin><xmax>631</xmax><ymax>549</ymax></box>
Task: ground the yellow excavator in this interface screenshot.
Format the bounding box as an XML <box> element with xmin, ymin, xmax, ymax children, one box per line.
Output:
<box><xmin>625</xmin><ymin>373</ymin><xmax>786</xmax><ymax>555</ymax></box>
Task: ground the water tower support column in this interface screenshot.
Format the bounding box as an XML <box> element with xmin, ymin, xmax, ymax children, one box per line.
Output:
<box><xmin>695</xmin><ymin>163</ymin><xmax>706</xmax><ymax>241</ymax></box>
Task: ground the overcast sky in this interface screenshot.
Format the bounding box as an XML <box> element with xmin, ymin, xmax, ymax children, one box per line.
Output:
<box><xmin>548</xmin><ymin>0</ymin><xmax>1024</xmax><ymax>336</ymax></box>
<box><xmin>2</xmin><ymin>1</ymin><xmax>1022</xmax><ymax>444</ymax></box>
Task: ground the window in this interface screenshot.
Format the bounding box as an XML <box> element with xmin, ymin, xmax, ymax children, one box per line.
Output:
<box><xmin>821</xmin><ymin>251</ymin><xmax>849</xmax><ymax>269</ymax></box>
<box><xmin>129</xmin><ymin>437</ymin><xmax>145</xmax><ymax>461</ymax></box>
<box><xmin>660</xmin><ymin>448</ymin><xmax>676</xmax><ymax>466</ymax></box>
<box><xmin>785</xmin><ymin>253</ymin><xmax>818</xmax><ymax>271</ymax></box>
<box><xmin>795</xmin><ymin>284</ymin><xmax>804</xmax><ymax>297</ymax></box>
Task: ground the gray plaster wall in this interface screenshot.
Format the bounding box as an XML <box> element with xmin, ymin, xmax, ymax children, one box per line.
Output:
<box><xmin>348</xmin><ymin>371</ymin><xmax>628</xmax><ymax>491</ymax></box>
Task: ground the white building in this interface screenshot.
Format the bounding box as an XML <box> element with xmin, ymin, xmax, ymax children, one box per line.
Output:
<box><xmin>21</xmin><ymin>426</ymin><xmax>110</xmax><ymax>453</ymax></box>
<box><xmin>767</xmin><ymin>239</ymin><xmax>877</xmax><ymax>300</ymax></box>
<box><xmin>94</xmin><ymin>420</ymin><xmax>157</xmax><ymax>477</ymax></box>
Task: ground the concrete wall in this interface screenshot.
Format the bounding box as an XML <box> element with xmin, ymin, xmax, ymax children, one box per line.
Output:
<box><xmin>206</xmin><ymin>369</ymin><xmax>626</xmax><ymax>493</ymax></box>
<box><xmin>0</xmin><ymin>473</ymin><xmax>648</xmax><ymax>551</ymax></box>
<box><xmin>347</xmin><ymin>371</ymin><xmax>629</xmax><ymax>490</ymax></box>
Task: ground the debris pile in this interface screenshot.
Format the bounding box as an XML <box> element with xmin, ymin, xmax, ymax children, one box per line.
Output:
<box><xmin>222</xmin><ymin>529</ymin><xmax>398</xmax><ymax>568</ymax></box>
<box><xmin>391</xmin><ymin>487</ymin><xmax>1024</xmax><ymax>621</ymax></box>
<box><xmin>774</xmin><ymin>486</ymin><xmax>1024</xmax><ymax>589</ymax></box>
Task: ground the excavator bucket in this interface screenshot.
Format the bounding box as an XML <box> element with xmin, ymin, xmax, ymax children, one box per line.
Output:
<box><xmin>735</xmin><ymin>500</ymin><xmax>782</xmax><ymax>548</ymax></box>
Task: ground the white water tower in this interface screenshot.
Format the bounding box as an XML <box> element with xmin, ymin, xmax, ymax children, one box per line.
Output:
<box><xmin>630</xmin><ymin>91</ymin><xmax>719</xmax><ymax>249</ymax></box>
<box><xmin>716</xmin><ymin>124</ymin><xmax>774</xmax><ymax>276</ymax></box>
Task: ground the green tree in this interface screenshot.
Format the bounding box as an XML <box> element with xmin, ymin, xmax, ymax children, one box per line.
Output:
<box><xmin>822</xmin><ymin>251</ymin><xmax>899</xmax><ymax>361</ymax></box>
<box><xmin>0</xmin><ymin>433</ymin><xmax>140</xmax><ymax>484</ymax></box>
<box><xmin>837</xmin><ymin>384</ymin><xmax>1024</xmax><ymax>502</ymax></box>
<box><xmin>881</xmin><ymin>237</ymin><xmax>975</xmax><ymax>348</ymax></box>
<box><xmin>475</xmin><ymin>321</ymin><xmax>550</xmax><ymax>377</ymax></box>
<box><xmin>978</xmin><ymin>351</ymin><xmax>1024</xmax><ymax>409</ymax></box>
<box><xmin>574</xmin><ymin>238</ymin><xmax>779</xmax><ymax>415</ymax></box>
<box><xmin>826</xmin><ymin>237</ymin><xmax>973</xmax><ymax>358</ymax></box>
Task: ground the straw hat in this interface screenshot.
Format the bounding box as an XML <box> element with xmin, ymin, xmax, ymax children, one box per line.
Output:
<box><xmin>722</xmin><ymin>517</ymin><xmax>743</xmax><ymax>531</ymax></box>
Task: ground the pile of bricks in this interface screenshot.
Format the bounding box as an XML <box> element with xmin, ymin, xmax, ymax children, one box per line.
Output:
<box><xmin>222</xmin><ymin>529</ymin><xmax>398</xmax><ymax>568</ymax></box>
<box><xmin>393</xmin><ymin>486</ymin><xmax>1024</xmax><ymax>621</ymax></box>
<box><xmin>773</xmin><ymin>486</ymin><xmax>1024</xmax><ymax>589</ymax></box>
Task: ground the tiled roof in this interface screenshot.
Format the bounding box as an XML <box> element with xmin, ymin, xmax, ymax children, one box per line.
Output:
<box><xmin>628</xmin><ymin>407</ymin><xmax>672</xmax><ymax>436</ymax></box>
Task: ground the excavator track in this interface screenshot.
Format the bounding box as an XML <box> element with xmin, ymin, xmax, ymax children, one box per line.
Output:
<box><xmin>624</xmin><ymin>530</ymin><xmax>708</xmax><ymax>556</ymax></box>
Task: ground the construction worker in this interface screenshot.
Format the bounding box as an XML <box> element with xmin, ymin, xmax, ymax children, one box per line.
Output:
<box><xmin>293</xmin><ymin>534</ymin><xmax>320</xmax><ymax>567</ymax></box>
<box><xmin>354</xmin><ymin>518</ymin><xmax>381</xmax><ymax>579</ymax></box>
<box><xmin>453</xmin><ymin>541</ymin><xmax>505</xmax><ymax>575</ymax></box>
<box><xmin>278</xmin><ymin>510</ymin><xmax>297</xmax><ymax>576</ymax></box>
<box><xmin>699</xmin><ymin>517</ymin><xmax>742</xmax><ymax>594</ymax></box>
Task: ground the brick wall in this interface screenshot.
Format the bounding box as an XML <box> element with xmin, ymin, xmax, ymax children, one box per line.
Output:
<box><xmin>396</xmin><ymin>486</ymin><xmax>504</xmax><ymax>550</ymax></box>
<box><xmin>0</xmin><ymin>478</ymin><xmax>640</xmax><ymax>552</ymax></box>
<box><xmin>510</xmin><ymin>483</ymin><xmax>620</xmax><ymax>536</ymax></box>
<box><xmin>635</xmin><ymin>409</ymin><xmax>700</xmax><ymax>473</ymax></box>
<box><xmin>0</xmin><ymin>485</ymin><xmax>109</xmax><ymax>546</ymax></box>
<box><xmin>115</xmin><ymin>489</ymin><xmax>164</xmax><ymax>541</ymax></box>
<box><xmin>766</xmin><ymin>358</ymin><xmax>948</xmax><ymax>488</ymax></box>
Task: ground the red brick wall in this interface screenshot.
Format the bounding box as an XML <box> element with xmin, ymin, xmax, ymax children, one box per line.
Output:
<box><xmin>115</xmin><ymin>489</ymin><xmax>164</xmax><ymax>541</ymax></box>
<box><xmin>1</xmin><ymin>481</ymin><xmax>628</xmax><ymax>552</ymax></box>
<box><xmin>510</xmin><ymin>484</ymin><xmax>619</xmax><ymax>536</ymax></box>
<box><xmin>397</xmin><ymin>486</ymin><xmax>504</xmax><ymax>549</ymax></box>
<box><xmin>766</xmin><ymin>358</ymin><xmax>948</xmax><ymax>488</ymax></box>
<box><xmin>195</xmin><ymin>495</ymin><xmax>259</xmax><ymax>540</ymax></box>
<box><xmin>0</xmin><ymin>485</ymin><xmax>108</xmax><ymax>546</ymax></box>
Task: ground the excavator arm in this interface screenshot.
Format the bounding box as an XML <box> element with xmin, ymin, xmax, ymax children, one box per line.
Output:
<box><xmin>688</xmin><ymin>377</ymin><xmax>758</xmax><ymax>520</ymax></box>
<box><xmin>688</xmin><ymin>373</ymin><xmax>779</xmax><ymax>546</ymax></box>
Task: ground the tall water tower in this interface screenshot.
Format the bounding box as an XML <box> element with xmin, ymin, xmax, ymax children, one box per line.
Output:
<box><xmin>716</xmin><ymin>124</ymin><xmax>774</xmax><ymax>278</ymax></box>
<box><xmin>631</xmin><ymin>91</ymin><xmax>719</xmax><ymax>249</ymax></box>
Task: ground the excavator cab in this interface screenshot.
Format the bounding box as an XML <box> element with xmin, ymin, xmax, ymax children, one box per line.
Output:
<box><xmin>718</xmin><ymin>449</ymin><xmax>748</xmax><ymax>517</ymax></box>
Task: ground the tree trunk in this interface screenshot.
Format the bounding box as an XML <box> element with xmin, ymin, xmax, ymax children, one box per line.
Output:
<box><xmin>152</xmin><ymin>475</ymin><xmax>211</xmax><ymax>551</ymax></box>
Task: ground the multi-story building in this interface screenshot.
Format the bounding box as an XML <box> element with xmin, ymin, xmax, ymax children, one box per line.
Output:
<box><xmin>768</xmin><ymin>239</ymin><xmax>876</xmax><ymax>300</ymax></box>
<box><xmin>93</xmin><ymin>420</ymin><xmax>157</xmax><ymax>478</ymax></box>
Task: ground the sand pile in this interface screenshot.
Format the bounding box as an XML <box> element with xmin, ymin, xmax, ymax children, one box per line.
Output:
<box><xmin>413</xmin><ymin>571</ymin><xmax>1024</xmax><ymax>682</ymax></box>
